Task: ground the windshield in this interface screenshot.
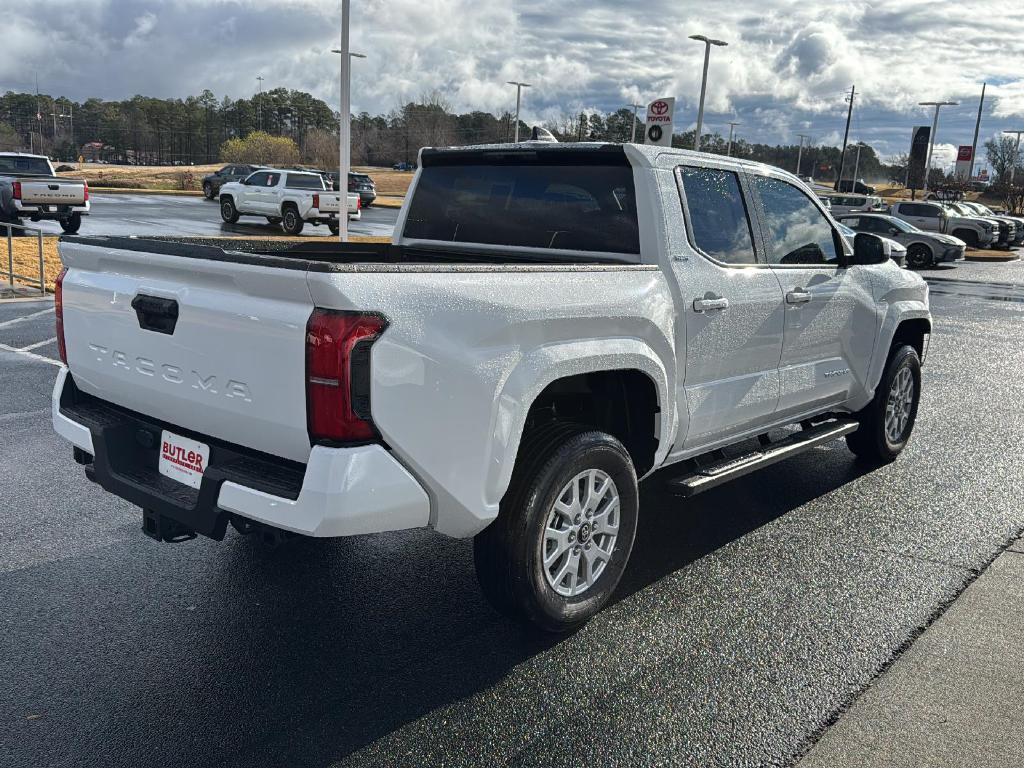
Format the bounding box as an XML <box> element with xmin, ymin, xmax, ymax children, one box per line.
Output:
<box><xmin>0</xmin><ymin>155</ymin><xmax>53</xmax><ymax>176</ymax></box>
<box><xmin>885</xmin><ymin>216</ymin><xmax>919</xmax><ymax>233</ymax></box>
<box><xmin>403</xmin><ymin>155</ymin><xmax>640</xmax><ymax>255</ymax></box>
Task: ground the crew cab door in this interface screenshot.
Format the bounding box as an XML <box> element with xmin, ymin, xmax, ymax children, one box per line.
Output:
<box><xmin>252</xmin><ymin>171</ymin><xmax>282</xmax><ymax>214</ymax></box>
<box><xmin>235</xmin><ymin>171</ymin><xmax>266</xmax><ymax>212</ymax></box>
<box><xmin>670</xmin><ymin>163</ymin><xmax>786</xmax><ymax>452</ymax></box>
<box><xmin>897</xmin><ymin>202</ymin><xmax>943</xmax><ymax>232</ymax></box>
<box><xmin>747</xmin><ymin>173</ymin><xmax>877</xmax><ymax>418</ymax></box>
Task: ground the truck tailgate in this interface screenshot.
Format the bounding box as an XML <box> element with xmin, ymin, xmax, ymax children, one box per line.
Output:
<box><xmin>317</xmin><ymin>193</ymin><xmax>341</xmax><ymax>214</ymax></box>
<box><xmin>19</xmin><ymin>176</ymin><xmax>87</xmax><ymax>205</ymax></box>
<box><xmin>59</xmin><ymin>239</ymin><xmax>315</xmax><ymax>463</ymax></box>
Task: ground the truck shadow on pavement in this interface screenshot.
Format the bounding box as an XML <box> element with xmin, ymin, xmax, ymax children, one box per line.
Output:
<box><xmin>21</xmin><ymin>447</ymin><xmax>871</xmax><ymax>768</ymax></box>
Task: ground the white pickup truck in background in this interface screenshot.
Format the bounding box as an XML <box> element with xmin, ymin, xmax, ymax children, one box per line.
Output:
<box><xmin>52</xmin><ymin>143</ymin><xmax>930</xmax><ymax>631</ymax></box>
<box><xmin>0</xmin><ymin>152</ymin><xmax>90</xmax><ymax>234</ymax></box>
<box><xmin>217</xmin><ymin>168</ymin><xmax>358</xmax><ymax>236</ymax></box>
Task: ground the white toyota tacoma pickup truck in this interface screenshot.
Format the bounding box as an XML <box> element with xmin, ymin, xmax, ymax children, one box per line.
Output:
<box><xmin>52</xmin><ymin>143</ymin><xmax>931</xmax><ymax>631</ymax></box>
<box><xmin>218</xmin><ymin>168</ymin><xmax>358</xmax><ymax>236</ymax></box>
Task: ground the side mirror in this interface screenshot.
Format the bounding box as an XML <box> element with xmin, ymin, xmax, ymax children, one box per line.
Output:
<box><xmin>851</xmin><ymin>233</ymin><xmax>889</xmax><ymax>266</ymax></box>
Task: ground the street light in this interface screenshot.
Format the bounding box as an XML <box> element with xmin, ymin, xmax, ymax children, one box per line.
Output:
<box><xmin>256</xmin><ymin>75</ymin><xmax>265</xmax><ymax>131</ymax></box>
<box><xmin>1003</xmin><ymin>130</ymin><xmax>1024</xmax><ymax>185</ymax></box>
<box><xmin>331</xmin><ymin>0</ymin><xmax>367</xmax><ymax>243</ymax></box>
<box><xmin>796</xmin><ymin>134</ymin><xmax>810</xmax><ymax>176</ymax></box>
<box><xmin>919</xmin><ymin>100</ymin><xmax>958</xmax><ymax>194</ymax></box>
<box><xmin>507</xmin><ymin>81</ymin><xmax>532</xmax><ymax>143</ymax></box>
<box><xmin>726</xmin><ymin>121</ymin><xmax>740</xmax><ymax>157</ymax></box>
<box><xmin>689</xmin><ymin>34</ymin><xmax>727</xmax><ymax>151</ymax></box>
<box><xmin>625</xmin><ymin>103</ymin><xmax>644</xmax><ymax>143</ymax></box>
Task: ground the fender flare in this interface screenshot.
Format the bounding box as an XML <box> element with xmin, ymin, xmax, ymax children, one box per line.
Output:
<box><xmin>866</xmin><ymin>304</ymin><xmax>931</xmax><ymax>395</ymax></box>
<box><xmin>482</xmin><ymin>337</ymin><xmax>676</xmax><ymax>513</ymax></box>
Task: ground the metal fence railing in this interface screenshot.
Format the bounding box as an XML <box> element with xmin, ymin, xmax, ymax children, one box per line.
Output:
<box><xmin>4</xmin><ymin>222</ymin><xmax>47</xmax><ymax>297</ymax></box>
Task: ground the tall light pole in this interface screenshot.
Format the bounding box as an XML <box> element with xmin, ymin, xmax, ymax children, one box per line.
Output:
<box><xmin>256</xmin><ymin>75</ymin><xmax>265</xmax><ymax>131</ymax></box>
<box><xmin>726</xmin><ymin>121</ymin><xmax>740</xmax><ymax>156</ymax></box>
<box><xmin>852</xmin><ymin>141</ymin><xmax>865</xmax><ymax>185</ymax></box>
<box><xmin>688</xmin><ymin>34</ymin><xmax>727</xmax><ymax>151</ymax></box>
<box><xmin>1004</xmin><ymin>130</ymin><xmax>1024</xmax><ymax>185</ymax></box>
<box><xmin>627</xmin><ymin>103</ymin><xmax>644</xmax><ymax>143</ymax></box>
<box><xmin>919</xmin><ymin>100</ymin><xmax>958</xmax><ymax>194</ymax></box>
<box><xmin>507</xmin><ymin>81</ymin><xmax>531</xmax><ymax>143</ymax></box>
<box><xmin>332</xmin><ymin>0</ymin><xmax>366</xmax><ymax>243</ymax></box>
<box><xmin>969</xmin><ymin>83</ymin><xmax>986</xmax><ymax>180</ymax></box>
<box><xmin>796</xmin><ymin>133</ymin><xmax>810</xmax><ymax>176</ymax></box>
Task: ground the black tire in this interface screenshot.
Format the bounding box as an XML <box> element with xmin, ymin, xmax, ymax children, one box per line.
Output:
<box><xmin>0</xmin><ymin>214</ymin><xmax>24</xmax><ymax>236</ymax></box>
<box><xmin>953</xmin><ymin>229</ymin><xmax>979</xmax><ymax>248</ymax></box>
<box><xmin>203</xmin><ymin>182</ymin><xmax>214</xmax><ymax>200</ymax></box>
<box><xmin>328</xmin><ymin>220</ymin><xmax>340</xmax><ymax>235</ymax></box>
<box><xmin>220</xmin><ymin>196</ymin><xmax>239</xmax><ymax>223</ymax></box>
<box><xmin>59</xmin><ymin>212</ymin><xmax>82</xmax><ymax>234</ymax></box>
<box><xmin>281</xmin><ymin>206</ymin><xmax>304</xmax><ymax>235</ymax></box>
<box><xmin>266</xmin><ymin>216</ymin><xmax>282</xmax><ymax>226</ymax></box>
<box><xmin>846</xmin><ymin>345</ymin><xmax>921</xmax><ymax>464</ymax></box>
<box><xmin>474</xmin><ymin>424</ymin><xmax>639</xmax><ymax>633</ymax></box>
<box><xmin>906</xmin><ymin>243</ymin><xmax>932</xmax><ymax>269</ymax></box>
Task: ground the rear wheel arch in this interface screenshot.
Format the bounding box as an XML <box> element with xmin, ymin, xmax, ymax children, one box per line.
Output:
<box><xmin>517</xmin><ymin>369</ymin><xmax>662</xmax><ymax>479</ymax></box>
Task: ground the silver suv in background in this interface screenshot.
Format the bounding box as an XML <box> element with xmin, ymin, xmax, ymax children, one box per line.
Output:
<box><xmin>889</xmin><ymin>201</ymin><xmax>996</xmax><ymax>249</ymax></box>
<box><xmin>836</xmin><ymin>213</ymin><xmax>965</xmax><ymax>269</ymax></box>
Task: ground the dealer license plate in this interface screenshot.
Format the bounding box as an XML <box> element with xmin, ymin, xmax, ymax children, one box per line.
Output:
<box><xmin>158</xmin><ymin>431</ymin><xmax>210</xmax><ymax>490</ymax></box>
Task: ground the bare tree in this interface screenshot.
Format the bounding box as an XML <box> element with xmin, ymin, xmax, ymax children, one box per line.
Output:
<box><xmin>985</xmin><ymin>136</ymin><xmax>1021</xmax><ymax>184</ymax></box>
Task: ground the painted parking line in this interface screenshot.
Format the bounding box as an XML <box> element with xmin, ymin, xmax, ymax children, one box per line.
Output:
<box><xmin>0</xmin><ymin>342</ymin><xmax>62</xmax><ymax>367</ymax></box>
<box><xmin>20</xmin><ymin>337</ymin><xmax>57</xmax><ymax>351</ymax></box>
<box><xmin>0</xmin><ymin>306</ymin><xmax>54</xmax><ymax>329</ymax></box>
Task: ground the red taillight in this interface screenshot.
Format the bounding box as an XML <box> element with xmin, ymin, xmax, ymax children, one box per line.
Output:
<box><xmin>305</xmin><ymin>309</ymin><xmax>387</xmax><ymax>443</ymax></box>
<box><xmin>312</xmin><ymin>193</ymin><xmax>319</xmax><ymax>209</ymax></box>
<box><xmin>83</xmin><ymin>182</ymin><xmax>89</xmax><ymax>202</ymax></box>
<box><xmin>356</xmin><ymin>195</ymin><xmax>361</xmax><ymax>209</ymax></box>
<box><xmin>55</xmin><ymin>267</ymin><xmax>68</xmax><ymax>365</ymax></box>
<box><xmin>12</xmin><ymin>181</ymin><xmax>21</xmax><ymax>200</ymax></box>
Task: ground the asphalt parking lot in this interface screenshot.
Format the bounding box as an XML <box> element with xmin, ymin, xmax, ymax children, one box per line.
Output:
<box><xmin>1</xmin><ymin>264</ymin><xmax>1023</xmax><ymax>767</ymax></box>
<box><xmin>25</xmin><ymin>193</ymin><xmax>399</xmax><ymax>239</ymax></box>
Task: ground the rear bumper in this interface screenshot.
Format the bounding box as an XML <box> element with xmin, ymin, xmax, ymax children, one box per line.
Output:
<box><xmin>14</xmin><ymin>200</ymin><xmax>90</xmax><ymax>217</ymax></box>
<box><xmin>52</xmin><ymin>368</ymin><xmax>430</xmax><ymax>539</ymax></box>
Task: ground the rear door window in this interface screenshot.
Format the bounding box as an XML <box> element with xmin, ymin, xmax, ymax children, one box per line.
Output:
<box><xmin>403</xmin><ymin>154</ymin><xmax>640</xmax><ymax>255</ymax></box>
<box><xmin>678</xmin><ymin>166</ymin><xmax>757</xmax><ymax>265</ymax></box>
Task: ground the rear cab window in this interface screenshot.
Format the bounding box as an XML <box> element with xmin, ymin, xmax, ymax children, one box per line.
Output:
<box><xmin>0</xmin><ymin>155</ymin><xmax>52</xmax><ymax>175</ymax></box>
<box><xmin>286</xmin><ymin>173</ymin><xmax>325</xmax><ymax>190</ymax></box>
<box><xmin>403</xmin><ymin>147</ymin><xmax>639</xmax><ymax>257</ymax></box>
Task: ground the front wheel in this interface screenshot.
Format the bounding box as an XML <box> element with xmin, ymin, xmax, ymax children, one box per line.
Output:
<box><xmin>906</xmin><ymin>243</ymin><xmax>933</xmax><ymax>269</ymax></box>
<box><xmin>474</xmin><ymin>426</ymin><xmax>638</xmax><ymax>633</ymax></box>
<box><xmin>846</xmin><ymin>345</ymin><xmax>921</xmax><ymax>463</ymax></box>
<box><xmin>220</xmin><ymin>197</ymin><xmax>239</xmax><ymax>223</ymax></box>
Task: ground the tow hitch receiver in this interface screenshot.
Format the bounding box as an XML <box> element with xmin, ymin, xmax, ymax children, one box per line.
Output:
<box><xmin>142</xmin><ymin>508</ymin><xmax>197</xmax><ymax>543</ymax></box>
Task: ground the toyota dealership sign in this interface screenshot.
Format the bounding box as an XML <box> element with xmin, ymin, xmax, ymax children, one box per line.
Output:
<box><xmin>645</xmin><ymin>97</ymin><xmax>675</xmax><ymax>146</ymax></box>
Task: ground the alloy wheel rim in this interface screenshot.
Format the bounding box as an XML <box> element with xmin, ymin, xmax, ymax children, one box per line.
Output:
<box><xmin>885</xmin><ymin>366</ymin><xmax>915</xmax><ymax>443</ymax></box>
<box><xmin>542</xmin><ymin>469</ymin><xmax>620</xmax><ymax>598</ymax></box>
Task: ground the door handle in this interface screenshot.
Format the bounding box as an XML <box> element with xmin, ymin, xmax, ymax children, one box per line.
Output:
<box><xmin>693</xmin><ymin>296</ymin><xmax>729</xmax><ymax>312</ymax></box>
<box><xmin>786</xmin><ymin>288</ymin><xmax>812</xmax><ymax>305</ymax></box>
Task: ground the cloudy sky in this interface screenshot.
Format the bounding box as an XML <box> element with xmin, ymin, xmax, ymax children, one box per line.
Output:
<box><xmin>4</xmin><ymin>0</ymin><xmax>1024</xmax><ymax>169</ymax></box>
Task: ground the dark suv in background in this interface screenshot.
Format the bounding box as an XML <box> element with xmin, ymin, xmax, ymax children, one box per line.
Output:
<box><xmin>202</xmin><ymin>164</ymin><xmax>263</xmax><ymax>199</ymax></box>
<box><xmin>308</xmin><ymin>170</ymin><xmax>375</xmax><ymax>207</ymax></box>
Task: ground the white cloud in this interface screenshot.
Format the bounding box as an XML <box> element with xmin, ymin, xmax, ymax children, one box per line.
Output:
<box><xmin>1</xmin><ymin>0</ymin><xmax>1022</xmax><ymax>157</ymax></box>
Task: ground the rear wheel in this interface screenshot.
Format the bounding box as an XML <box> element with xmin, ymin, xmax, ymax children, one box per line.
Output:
<box><xmin>281</xmin><ymin>207</ymin><xmax>304</xmax><ymax>235</ymax></box>
<box><xmin>906</xmin><ymin>243</ymin><xmax>933</xmax><ymax>269</ymax></box>
<box><xmin>474</xmin><ymin>425</ymin><xmax>638</xmax><ymax>633</ymax></box>
<box><xmin>846</xmin><ymin>345</ymin><xmax>921</xmax><ymax>463</ymax></box>
<box><xmin>219</xmin><ymin>196</ymin><xmax>239</xmax><ymax>224</ymax></box>
<box><xmin>203</xmin><ymin>182</ymin><xmax>214</xmax><ymax>200</ymax></box>
<box><xmin>328</xmin><ymin>220</ymin><xmax>340</xmax><ymax>235</ymax></box>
